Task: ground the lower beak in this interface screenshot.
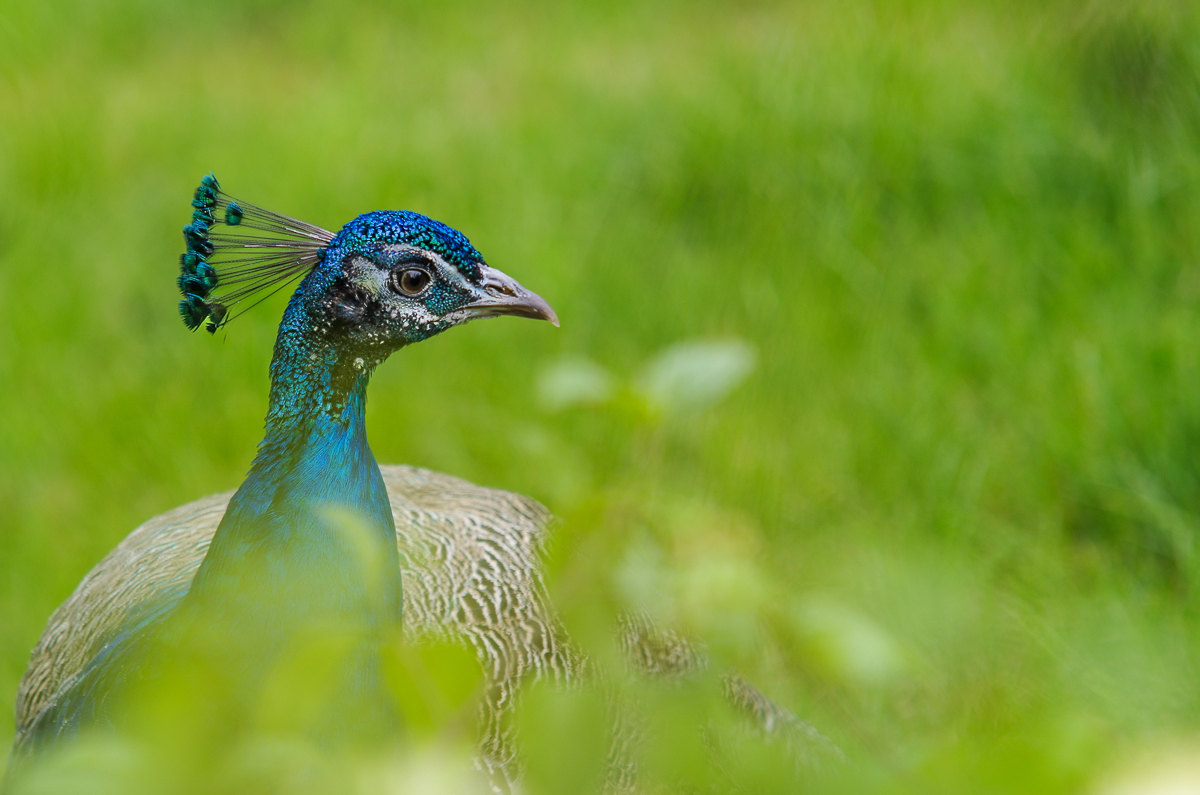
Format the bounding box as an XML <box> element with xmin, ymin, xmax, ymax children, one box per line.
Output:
<box><xmin>459</xmin><ymin>265</ymin><xmax>560</xmax><ymax>327</ymax></box>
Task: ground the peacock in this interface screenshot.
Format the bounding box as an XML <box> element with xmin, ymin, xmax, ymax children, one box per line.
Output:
<box><xmin>6</xmin><ymin>176</ymin><xmax>834</xmax><ymax>792</ymax></box>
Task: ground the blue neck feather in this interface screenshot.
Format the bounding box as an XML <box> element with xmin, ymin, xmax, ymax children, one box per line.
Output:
<box><xmin>181</xmin><ymin>277</ymin><xmax>403</xmax><ymax>729</ymax></box>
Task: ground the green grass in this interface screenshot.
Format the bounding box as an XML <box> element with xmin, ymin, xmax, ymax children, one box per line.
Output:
<box><xmin>4</xmin><ymin>0</ymin><xmax>1200</xmax><ymax>791</ymax></box>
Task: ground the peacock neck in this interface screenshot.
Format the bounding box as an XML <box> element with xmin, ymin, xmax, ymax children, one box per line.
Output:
<box><xmin>175</xmin><ymin>301</ymin><xmax>404</xmax><ymax>744</ymax></box>
<box><xmin>188</xmin><ymin>300</ymin><xmax>401</xmax><ymax>627</ymax></box>
<box><xmin>255</xmin><ymin>320</ymin><xmax>384</xmax><ymax>499</ymax></box>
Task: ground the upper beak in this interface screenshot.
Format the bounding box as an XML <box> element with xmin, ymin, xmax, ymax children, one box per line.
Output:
<box><xmin>460</xmin><ymin>265</ymin><xmax>559</xmax><ymax>327</ymax></box>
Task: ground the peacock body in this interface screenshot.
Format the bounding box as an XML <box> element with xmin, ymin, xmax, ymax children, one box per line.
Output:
<box><xmin>7</xmin><ymin>176</ymin><xmax>832</xmax><ymax>792</ymax></box>
<box><xmin>6</xmin><ymin>175</ymin><xmax>560</xmax><ymax>785</ymax></box>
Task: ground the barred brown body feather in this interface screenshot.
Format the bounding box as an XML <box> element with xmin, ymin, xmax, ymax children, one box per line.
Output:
<box><xmin>14</xmin><ymin>465</ymin><xmax>834</xmax><ymax>790</ymax></box>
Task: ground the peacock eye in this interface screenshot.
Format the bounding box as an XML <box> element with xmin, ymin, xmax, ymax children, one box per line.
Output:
<box><xmin>392</xmin><ymin>267</ymin><xmax>431</xmax><ymax>296</ymax></box>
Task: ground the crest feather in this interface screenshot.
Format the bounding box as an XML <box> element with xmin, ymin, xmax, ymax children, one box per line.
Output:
<box><xmin>176</xmin><ymin>174</ymin><xmax>335</xmax><ymax>333</ymax></box>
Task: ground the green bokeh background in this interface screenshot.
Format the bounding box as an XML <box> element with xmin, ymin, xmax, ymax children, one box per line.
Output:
<box><xmin>4</xmin><ymin>0</ymin><xmax>1200</xmax><ymax>791</ymax></box>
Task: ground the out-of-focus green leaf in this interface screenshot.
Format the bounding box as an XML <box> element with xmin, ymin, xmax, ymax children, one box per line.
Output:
<box><xmin>517</xmin><ymin>682</ymin><xmax>609</xmax><ymax>795</ymax></box>
<box><xmin>636</xmin><ymin>340</ymin><xmax>757</xmax><ymax>417</ymax></box>
<box><xmin>536</xmin><ymin>357</ymin><xmax>616</xmax><ymax>411</ymax></box>
<box><xmin>791</xmin><ymin>596</ymin><xmax>905</xmax><ymax>687</ymax></box>
<box><xmin>360</xmin><ymin>743</ymin><xmax>493</xmax><ymax>795</ymax></box>
<box><xmin>382</xmin><ymin>641</ymin><xmax>483</xmax><ymax>739</ymax></box>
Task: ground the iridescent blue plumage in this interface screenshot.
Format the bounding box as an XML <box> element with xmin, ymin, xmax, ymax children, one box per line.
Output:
<box><xmin>330</xmin><ymin>210</ymin><xmax>484</xmax><ymax>282</ymax></box>
<box><xmin>8</xmin><ymin>175</ymin><xmax>558</xmax><ymax>771</ymax></box>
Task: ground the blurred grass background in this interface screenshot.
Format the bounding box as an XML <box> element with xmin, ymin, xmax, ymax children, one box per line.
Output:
<box><xmin>4</xmin><ymin>0</ymin><xmax>1200</xmax><ymax>791</ymax></box>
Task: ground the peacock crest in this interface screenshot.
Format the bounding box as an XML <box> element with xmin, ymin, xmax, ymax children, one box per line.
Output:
<box><xmin>177</xmin><ymin>174</ymin><xmax>334</xmax><ymax>333</ymax></box>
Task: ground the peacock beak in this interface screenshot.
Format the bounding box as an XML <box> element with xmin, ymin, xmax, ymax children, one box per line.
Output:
<box><xmin>459</xmin><ymin>265</ymin><xmax>560</xmax><ymax>327</ymax></box>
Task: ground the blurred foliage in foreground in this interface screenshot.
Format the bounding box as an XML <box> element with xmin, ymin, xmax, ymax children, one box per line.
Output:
<box><xmin>4</xmin><ymin>0</ymin><xmax>1200</xmax><ymax>791</ymax></box>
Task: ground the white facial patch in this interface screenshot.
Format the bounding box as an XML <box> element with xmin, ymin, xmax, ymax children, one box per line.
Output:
<box><xmin>345</xmin><ymin>254</ymin><xmax>387</xmax><ymax>296</ymax></box>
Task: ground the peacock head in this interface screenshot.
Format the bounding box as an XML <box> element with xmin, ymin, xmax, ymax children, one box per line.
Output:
<box><xmin>176</xmin><ymin>174</ymin><xmax>556</xmax><ymax>351</ymax></box>
<box><xmin>309</xmin><ymin>210</ymin><xmax>557</xmax><ymax>351</ymax></box>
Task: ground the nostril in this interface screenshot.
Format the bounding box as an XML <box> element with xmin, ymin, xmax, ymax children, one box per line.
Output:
<box><xmin>490</xmin><ymin>280</ymin><xmax>517</xmax><ymax>297</ymax></box>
